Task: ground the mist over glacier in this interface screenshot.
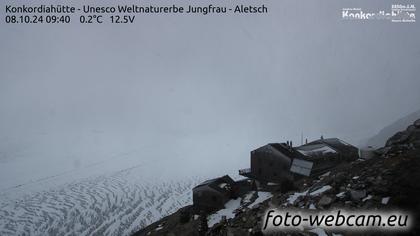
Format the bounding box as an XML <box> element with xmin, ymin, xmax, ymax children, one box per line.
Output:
<box><xmin>0</xmin><ymin>0</ymin><xmax>420</xmax><ymax>235</ymax></box>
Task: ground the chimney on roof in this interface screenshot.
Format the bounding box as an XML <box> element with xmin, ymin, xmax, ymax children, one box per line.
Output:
<box><xmin>286</xmin><ymin>141</ymin><xmax>289</xmax><ymax>147</ymax></box>
<box><xmin>321</xmin><ymin>135</ymin><xmax>324</xmax><ymax>140</ymax></box>
<box><xmin>290</xmin><ymin>141</ymin><xmax>293</xmax><ymax>148</ymax></box>
<box><xmin>305</xmin><ymin>138</ymin><xmax>308</xmax><ymax>144</ymax></box>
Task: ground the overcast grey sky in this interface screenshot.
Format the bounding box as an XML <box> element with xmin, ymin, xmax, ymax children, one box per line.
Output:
<box><xmin>1</xmin><ymin>0</ymin><xmax>419</xmax><ymax>174</ymax></box>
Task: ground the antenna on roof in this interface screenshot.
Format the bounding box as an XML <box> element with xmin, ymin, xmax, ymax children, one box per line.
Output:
<box><xmin>301</xmin><ymin>132</ymin><xmax>303</xmax><ymax>145</ymax></box>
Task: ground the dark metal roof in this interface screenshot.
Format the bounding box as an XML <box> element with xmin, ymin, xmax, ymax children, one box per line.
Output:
<box><xmin>193</xmin><ymin>175</ymin><xmax>235</xmax><ymax>194</ymax></box>
<box><xmin>269</xmin><ymin>143</ymin><xmax>292</xmax><ymax>153</ymax></box>
<box><xmin>253</xmin><ymin>143</ymin><xmax>303</xmax><ymax>158</ymax></box>
<box><xmin>300</xmin><ymin>138</ymin><xmax>357</xmax><ymax>154</ymax></box>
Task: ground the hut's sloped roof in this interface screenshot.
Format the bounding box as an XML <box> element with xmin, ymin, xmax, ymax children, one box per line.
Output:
<box><xmin>193</xmin><ymin>175</ymin><xmax>235</xmax><ymax>195</ymax></box>
<box><xmin>296</xmin><ymin>143</ymin><xmax>337</xmax><ymax>157</ymax></box>
<box><xmin>299</xmin><ymin>138</ymin><xmax>357</xmax><ymax>154</ymax></box>
<box><xmin>253</xmin><ymin>143</ymin><xmax>305</xmax><ymax>160</ymax></box>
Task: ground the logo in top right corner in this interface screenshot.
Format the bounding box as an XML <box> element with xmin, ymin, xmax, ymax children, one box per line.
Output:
<box><xmin>342</xmin><ymin>4</ymin><xmax>416</xmax><ymax>23</ymax></box>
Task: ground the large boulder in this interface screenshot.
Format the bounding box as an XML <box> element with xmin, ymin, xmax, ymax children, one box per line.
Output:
<box><xmin>350</xmin><ymin>189</ymin><xmax>367</xmax><ymax>201</ymax></box>
<box><xmin>318</xmin><ymin>195</ymin><xmax>334</xmax><ymax>207</ymax></box>
<box><xmin>414</xmin><ymin>119</ymin><xmax>420</xmax><ymax>128</ymax></box>
<box><xmin>406</xmin><ymin>124</ymin><xmax>416</xmax><ymax>132</ymax></box>
<box><xmin>386</xmin><ymin>131</ymin><xmax>410</xmax><ymax>146</ymax></box>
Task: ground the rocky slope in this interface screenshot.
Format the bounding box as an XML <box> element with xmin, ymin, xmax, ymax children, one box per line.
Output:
<box><xmin>134</xmin><ymin>118</ymin><xmax>420</xmax><ymax>236</ymax></box>
<box><xmin>361</xmin><ymin>109</ymin><xmax>420</xmax><ymax>148</ymax></box>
